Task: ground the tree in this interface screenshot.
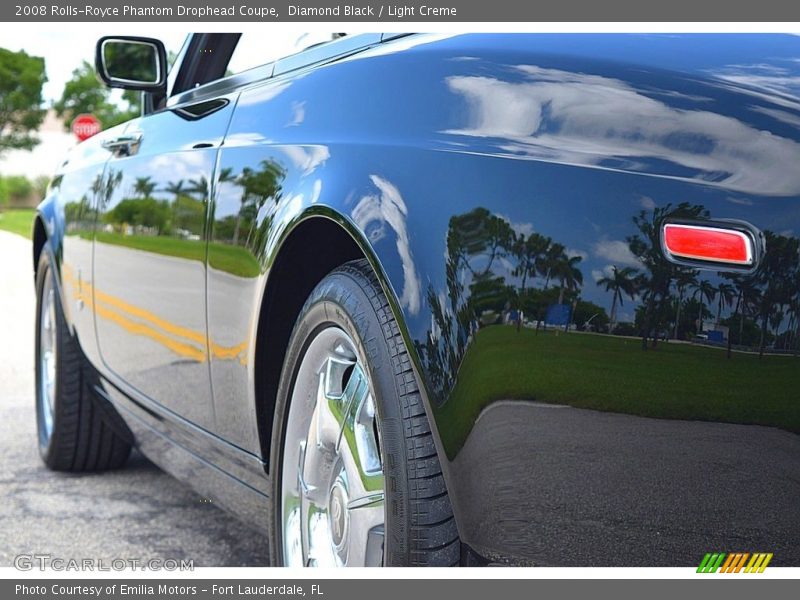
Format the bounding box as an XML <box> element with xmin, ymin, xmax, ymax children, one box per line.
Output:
<box><xmin>572</xmin><ymin>299</ymin><xmax>610</xmax><ymax>332</ymax></box>
<box><xmin>715</xmin><ymin>281</ymin><xmax>736</xmax><ymax>325</ymax></box>
<box><xmin>133</xmin><ymin>176</ymin><xmax>156</xmax><ymax>199</ymax></box>
<box><xmin>3</xmin><ymin>174</ymin><xmax>33</xmax><ymax>204</ymax></box>
<box><xmin>0</xmin><ymin>47</ymin><xmax>46</xmax><ymax>157</ymax></box>
<box><xmin>33</xmin><ymin>175</ymin><xmax>49</xmax><ymax>201</ymax></box>
<box><xmin>553</xmin><ymin>253</ymin><xmax>583</xmax><ymax>305</ymax></box>
<box><xmin>628</xmin><ymin>202</ymin><xmax>709</xmax><ymax>349</ymax></box>
<box><xmin>724</xmin><ymin>273</ymin><xmax>761</xmax><ymax>357</ymax></box>
<box><xmin>753</xmin><ymin>231</ymin><xmax>800</xmax><ymax>357</ymax></box>
<box><xmin>691</xmin><ymin>279</ymin><xmax>717</xmax><ymax>334</ymax></box>
<box><xmin>511</xmin><ymin>232</ymin><xmax>550</xmax><ymax>331</ymax></box>
<box><xmin>597</xmin><ymin>265</ymin><xmax>638</xmax><ymax>333</ymax></box>
<box><xmin>540</xmin><ymin>242</ymin><xmax>565</xmax><ymax>289</ymax></box>
<box><xmin>53</xmin><ymin>60</ymin><xmax>139</xmax><ymax>132</ymax></box>
<box><xmin>673</xmin><ymin>269</ymin><xmax>698</xmax><ymax>339</ymax></box>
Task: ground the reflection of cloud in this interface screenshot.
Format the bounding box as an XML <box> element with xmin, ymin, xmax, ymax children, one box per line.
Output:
<box><xmin>565</xmin><ymin>247</ymin><xmax>588</xmax><ymax>261</ymax></box>
<box><xmin>496</xmin><ymin>213</ymin><xmax>534</xmax><ymax>237</ymax></box>
<box><xmin>751</xmin><ymin>105</ymin><xmax>800</xmax><ymax>129</ymax></box>
<box><xmin>713</xmin><ymin>63</ymin><xmax>800</xmax><ymax>100</ymax></box>
<box><xmin>592</xmin><ymin>264</ymin><xmax>620</xmax><ymax>282</ymax></box>
<box><xmin>639</xmin><ymin>196</ymin><xmax>656</xmax><ymax>210</ymax></box>
<box><xmin>145</xmin><ymin>152</ymin><xmax>209</xmax><ymax>185</ymax></box>
<box><xmin>444</xmin><ymin>65</ymin><xmax>800</xmax><ymax>195</ymax></box>
<box><xmin>726</xmin><ymin>196</ymin><xmax>754</xmax><ymax>206</ymax></box>
<box><xmin>310</xmin><ymin>179</ymin><xmax>322</xmax><ymax>203</ymax></box>
<box><xmin>280</xmin><ymin>145</ymin><xmax>330</xmax><ymax>176</ymax></box>
<box><xmin>352</xmin><ymin>175</ymin><xmax>422</xmax><ymax>315</ymax></box>
<box><xmin>287</xmin><ymin>101</ymin><xmax>306</xmax><ymax>127</ymax></box>
<box><xmin>237</xmin><ymin>81</ymin><xmax>292</xmax><ymax>107</ymax></box>
<box><xmin>594</xmin><ymin>239</ymin><xmax>641</xmax><ymax>268</ymax></box>
<box><xmin>222</xmin><ymin>132</ymin><xmax>272</xmax><ymax>147</ymax></box>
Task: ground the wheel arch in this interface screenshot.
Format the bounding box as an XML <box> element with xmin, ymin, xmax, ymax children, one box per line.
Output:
<box><xmin>253</xmin><ymin>212</ymin><xmax>408</xmax><ymax>469</ymax></box>
<box><xmin>32</xmin><ymin>214</ymin><xmax>48</xmax><ymax>280</ymax></box>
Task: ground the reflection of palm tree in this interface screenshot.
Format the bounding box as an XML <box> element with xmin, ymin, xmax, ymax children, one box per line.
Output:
<box><xmin>164</xmin><ymin>179</ymin><xmax>185</xmax><ymax>199</ymax></box>
<box><xmin>133</xmin><ymin>176</ymin><xmax>156</xmax><ymax>199</ymax></box>
<box><xmin>540</xmin><ymin>242</ymin><xmax>565</xmax><ymax>289</ymax></box>
<box><xmin>554</xmin><ymin>254</ymin><xmax>583</xmax><ymax>304</ymax></box>
<box><xmin>715</xmin><ymin>282</ymin><xmax>736</xmax><ymax>325</ymax></box>
<box><xmin>187</xmin><ymin>176</ymin><xmax>209</xmax><ymax>199</ymax></box>
<box><xmin>165</xmin><ymin>179</ymin><xmax>185</xmax><ymax>230</ymax></box>
<box><xmin>691</xmin><ymin>279</ymin><xmax>716</xmax><ymax>333</ymax></box>
<box><xmin>511</xmin><ymin>232</ymin><xmax>550</xmax><ymax>331</ymax></box>
<box><xmin>673</xmin><ymin>269</ymin><xmax>698</xmax><ymax>339</ymax></box>
<box><xmin>597</xmin><ymin>266</ymin><xmax>637</xmax><ymax>333</ymax></box>
<box><xmin>785</xmin><ymin>296</ymin><xmax>800</xmax><ymax>352</ymax></box>
<box><xmin>554</xmin><ymin>254</ymin><xmax>583</xmax><ymax>333</ymax></box>
<box><xmin>234</xmin><ymin>161</ymin><xmax>285</xmax><ymax>246</ymax></box>
<box><xmin>628</xmin><ymin>202</ymin><xmax>709</xmax><ymax>350</ymax></box>
<box><xmin>724</xmin><ymin>274</ymin><xmax>760</xmax><ymax>358</ymax></box>
<box><xmin>755</xmin><ymin>231</ymin><xmax>799</xmax><ymax>357</ymax></box>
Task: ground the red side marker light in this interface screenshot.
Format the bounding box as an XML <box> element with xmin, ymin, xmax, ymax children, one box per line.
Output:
<box><xmin>663</xmin><ymin>223</ymin><xmax>753</xmax><ymax>266</ymax></box>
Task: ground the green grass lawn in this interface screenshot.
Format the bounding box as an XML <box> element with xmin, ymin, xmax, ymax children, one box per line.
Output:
<box><xmin>437</xmin><ymin>326</ymin><xmax>800</xmax><ymax>457</ymax></box>
<box><xmin>0</xmin><ymin>208</ymin><xmax>35</xmax><ymax>239</ymax></box>
<box><xmin>90</xmin><ymin>232</ymin><xmax>261</xmax><ymax>278</ymax></box>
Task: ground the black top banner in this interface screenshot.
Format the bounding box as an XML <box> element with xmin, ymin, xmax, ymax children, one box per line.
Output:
<box><xmin>4</xmin><ymin>0</ymin><xmax>800</xmax><ymax>22</ymax></box>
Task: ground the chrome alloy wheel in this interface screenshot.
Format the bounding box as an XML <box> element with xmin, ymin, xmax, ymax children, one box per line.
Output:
<box><xmin>38</xmin><ymin>274</ymin><xmax>58</xmax><ymax>442</ymax></box>
<box><xmin>281</xmin><ymin>327</ymin><xmax>385</xmax><ymax>567</ymax></box>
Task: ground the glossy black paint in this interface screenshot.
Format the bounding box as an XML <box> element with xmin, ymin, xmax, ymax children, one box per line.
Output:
<box><xmin>37</xmin><ymin>34</ymin><xmax>800</xmax><ymax>566</ymax></box>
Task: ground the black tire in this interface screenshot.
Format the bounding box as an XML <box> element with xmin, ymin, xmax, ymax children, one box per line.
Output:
<box><xmin>35</xmin><ymin>244</ymin><xmax>131</xmax><ymax>471</ymax></box>
<box><xmin>270</xmin><ymin>259</ymin><xmax>460</xmax><ymax>566</ymax></box>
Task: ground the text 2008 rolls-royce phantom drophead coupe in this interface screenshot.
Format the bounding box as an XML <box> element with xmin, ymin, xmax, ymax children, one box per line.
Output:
<box><xmin>33</xmin><ymin>33</ymin><xmax>800</xmax><ymax>567</ymax></box>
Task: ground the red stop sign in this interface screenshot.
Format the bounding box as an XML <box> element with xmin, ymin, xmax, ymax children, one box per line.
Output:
<box><xmin>71</xmin><ymin>114</ymin><xmax>102</xmax><ymax>142</ymax></box>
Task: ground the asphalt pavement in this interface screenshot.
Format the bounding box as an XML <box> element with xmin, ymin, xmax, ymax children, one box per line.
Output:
<box><xmin>0</xmin><ymin>230</ymin><xmax>269</xmax><ymax>568</ymax></box>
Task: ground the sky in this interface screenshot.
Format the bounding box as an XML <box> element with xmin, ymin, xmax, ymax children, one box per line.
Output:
<box><xmin>2</xmin><ymin>26</ymin><xmax>188</xmax><ymax>104</ymax></box>
<box><xmin>0</xmin><ymin>26</ymin><xmax>320</xmax><ymax>177</ymax></box>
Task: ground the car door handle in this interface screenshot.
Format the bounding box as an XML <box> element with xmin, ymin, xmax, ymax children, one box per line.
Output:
<box><xmin>102</xmin><ymin>132</ymin><xmax>143</xmax><ymax>156</ymax></box>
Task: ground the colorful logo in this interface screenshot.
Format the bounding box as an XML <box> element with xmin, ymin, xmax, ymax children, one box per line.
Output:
<box><xmin>697</xmin><ymin>553</ymin><xmax>773</xmax><ymax>573</ymax></box>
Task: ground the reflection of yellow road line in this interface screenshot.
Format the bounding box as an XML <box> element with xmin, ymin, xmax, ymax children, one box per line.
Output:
<box><xmin>62</xmin><ymin>265</ymin><xmax>248</xmax><ymax>364</ymax></box>
<box><xmin>93</xmin><ymin>287</ymin><xmax>207</xmax><ymax>346</ymax></box>
<box><xmin>94</xmin><ymin>303</ymin><xmax>208</xmax><ymax>362</ymax></box>
<box><xmin>211</xmin><ymin>340</ymin><xmax>249</xmax><ymax>360</ymax></box>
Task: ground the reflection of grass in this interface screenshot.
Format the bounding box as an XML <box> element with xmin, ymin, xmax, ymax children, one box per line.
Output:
<box><xmin>89</xmin><ymin>232</ymin><xmax>260</xmax><ymax>278</ymax></box>
<box><xmin>0</xmin><ymin>208</ymin><xmax>35</xmax><ymax>239</ymax></box>
<box><xmin>438</xmin><ymin>325</ymin><xmax>800</xmax><ymax>457</ymax></box>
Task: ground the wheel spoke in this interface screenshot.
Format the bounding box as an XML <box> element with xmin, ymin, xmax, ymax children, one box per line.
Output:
<box><xmin>281</xmin><ymin>327</ymin><xmax>385</xmax><ymax>568</ymax></box>
<box><xmin>38</xmin><ymin>281</ymin><xmax>58</xmax><ymax>440</ymax></box>
<box><xmin>346</xmin><ymin>495</ymin><xmax>386</xmax><ymax>567</ymax></box>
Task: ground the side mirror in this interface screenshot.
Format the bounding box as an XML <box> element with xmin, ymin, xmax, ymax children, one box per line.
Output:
<box><xmin>95</xmin><ymin>36</ymin><xmax>167</xmax><ymax>92</ymax></box>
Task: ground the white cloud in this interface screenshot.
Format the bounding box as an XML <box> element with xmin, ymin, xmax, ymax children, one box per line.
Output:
<box><xmin>565</xmin><ymin>247</ymin><xmax>588</xmax><ymax>261</ymax></box>
<box><xmin>280</xmin><ymin>145</ymin><xmax>330</xmax><ymax>176</ymax></box>
<box><xmin>592</xmin><ymin>264</ymin><xmax>621</xmax><ymax>282</ymax></box>
<box><xmin>496</xmin><ymin>213</ymin><xmax>534</xmax><ymax>237</ymax></box>
<box><xmin>444</xmin><ymin>65</ymin><xmax>800</xmax><ymax>196</ymax></box>
<box><xmin>639</xmin><ymin>196</ymin><xmax>656</xmax><ymax>210</ymax></box>
<box><xmin>593</xmin><ymin>239</ymin><xmax>641</xmax><ymax>268</ymax></box>
<box><xmin>352</xmin><ymin>175</ymin><xmax>422</xmax><ymax>315</ymax></box>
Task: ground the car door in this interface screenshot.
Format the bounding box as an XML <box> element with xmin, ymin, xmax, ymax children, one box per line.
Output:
<box><xmin>93</xmin><ymin>88</ymin><xmax>237</xmax><ymax>428</ymax></box>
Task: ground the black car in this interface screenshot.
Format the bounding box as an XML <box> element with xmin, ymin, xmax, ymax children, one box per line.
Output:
<box><xmin>33</xmin><ymin>33</ymin><xmax>800</xmax><ymax>567</ymax></box>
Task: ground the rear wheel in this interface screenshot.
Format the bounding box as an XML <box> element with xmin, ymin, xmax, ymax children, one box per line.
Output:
<box><xmin>35</xmin><ymin>244</ymin><xmax>131</xmax><ymax>471</ymax></box>
<box><xmin>271</xmin><ymin>259</ymin><xmax>460</xmax><ymax>566</ymax></box>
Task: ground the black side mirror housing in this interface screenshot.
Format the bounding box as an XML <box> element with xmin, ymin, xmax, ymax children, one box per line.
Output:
<box><xmin>95</xmin><ymin>36</ymin><xmax>167</xmax><ymax>93</ymax></box>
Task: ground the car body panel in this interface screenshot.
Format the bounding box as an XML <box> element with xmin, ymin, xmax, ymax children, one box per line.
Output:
<box><xmin>37</xmin><ymin>33</ymin><xmax>800</xmax><ymax>565</ymax></box>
